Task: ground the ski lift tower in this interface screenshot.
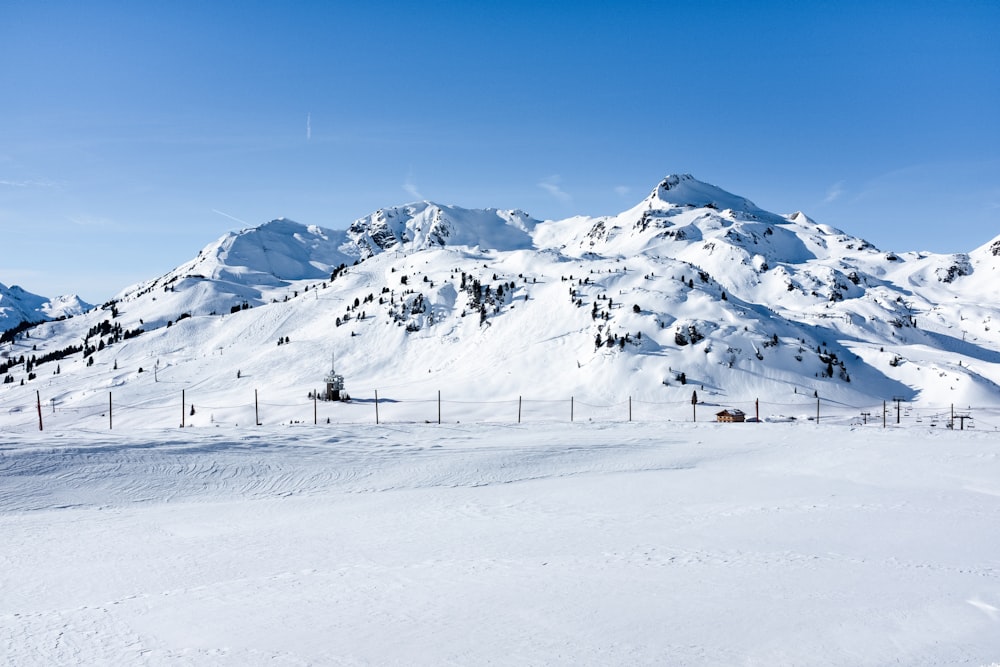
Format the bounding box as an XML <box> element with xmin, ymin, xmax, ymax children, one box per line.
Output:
<box><xmin>324</xmin><ymin>353</ymin><xmax>346</xmax><ymax>401</ymax></box>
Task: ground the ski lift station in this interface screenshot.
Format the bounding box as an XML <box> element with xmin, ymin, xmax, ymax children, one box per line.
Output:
<box><xmin>324</xmin><ymin>354</ymin><xmax>345</xmax><ymax>401</ymax></box>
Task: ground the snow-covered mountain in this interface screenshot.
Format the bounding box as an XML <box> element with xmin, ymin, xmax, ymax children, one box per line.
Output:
<box><xmin>0</xmin><ymin>282</ymin><xmax>91</xmax><ymax>333</ymax></box>
<box><xmin>3</xmin><ymin>174</ymin><xmax>1000</xmax><ymax>431</ymax></box>
<box><xmin>105</xmin><ymin>218</ymin><xmax>359</xmax><ymax>328</ymax></box>
<box><xmin>346</xmin><ymin>202</ymin><xmax>538</xmax><ymax>257</ymax></box>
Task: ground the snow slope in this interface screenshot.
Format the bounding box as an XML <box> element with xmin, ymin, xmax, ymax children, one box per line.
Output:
<box><xmin>2</xmin><ymin>423</ymin><xmax>999</xmax><ymax>665</ymax></box>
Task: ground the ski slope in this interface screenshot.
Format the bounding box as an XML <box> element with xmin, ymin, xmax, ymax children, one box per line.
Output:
<box><xmin>3</xmin><ymin>422</ymin><xmax>999</xmax><ymax>665</ymax></box>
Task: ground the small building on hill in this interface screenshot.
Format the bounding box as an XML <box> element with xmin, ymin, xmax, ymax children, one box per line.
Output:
<box><xmin>716</xmin><ymin>409</ymin><xmax>745</xmax><ymax>423</ymax></box>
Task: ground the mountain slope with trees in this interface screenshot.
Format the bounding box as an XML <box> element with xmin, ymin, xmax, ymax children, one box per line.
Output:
<box><xmin>2</xmin><ymin>175</ymin><xmax>999</xmax><ymax>428</ymax></box>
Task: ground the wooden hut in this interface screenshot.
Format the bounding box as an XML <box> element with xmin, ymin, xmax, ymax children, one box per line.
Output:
<box><xmin>716</xmin><ymin>409</ymin><xmax>745</xmax><ymax>423</ymax></box>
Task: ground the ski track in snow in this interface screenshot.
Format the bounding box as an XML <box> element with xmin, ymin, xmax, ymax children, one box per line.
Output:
<box><xmin>1</xmin><ymin>423</ymin><xmax>999</xmax><ymax>665</ymax></box>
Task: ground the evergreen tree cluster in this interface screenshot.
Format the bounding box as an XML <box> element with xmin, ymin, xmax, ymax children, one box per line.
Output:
<box><xmin>1</xmin><ymin>341</ymin><xmax>85</xmax><ymax>383</ymax></box>
<box><xmin>461</xmin><ymin>271</ymin><xmax>514</xmax><ymax>325</ymax></box>
<box><xmin>0</xmin><ymin>320</ymin><xmax>44</xmax><ymax>344</ymax></box>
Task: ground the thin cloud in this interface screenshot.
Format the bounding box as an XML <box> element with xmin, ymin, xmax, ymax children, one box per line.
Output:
<box><xmin>306</xmin><ymin>112</ymin><xmax>311</xmax><ymax>141</ymax></box>
<box><xmin>538</xmin><ymin>175</ymin><xmax>571</xmax><ymax>203</ymax></box>
<box><xmin>403</xmin><ymin>174</ymin><xmax>423</xmax><ymax>200</ymax></box>
<box><xmin>614</xmin><ymin>185</ymin><xmax>630</xmax><ymax>197</ymax></box>
<box><xmin>822</xmin><ymin>180</ymin><xmax>845</xmax><ymax>204</ymax></box>
<box><xmin>212</xmin><ymin>209</ymin><xmax>251</xmax><ymax>227</ymax></box>
<box><xmin>67</xmin><ymin>214</ymin><xmax>117</xmax><ymax>228</ymax></box>
<box><xmin>0</xmin><ymin>178</ymin><xmax>56</xmax><ymax>188</ymax></box>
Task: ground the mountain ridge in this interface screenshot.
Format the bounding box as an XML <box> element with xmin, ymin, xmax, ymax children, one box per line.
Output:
<box><xmin>2</xmin><ymin>174</ymin><xmax>999</xmax><ymax>428</ymax></box>
<box><xmin>0</xmin><ymin>282</ymin><xmax>91</xmax><ymax>333</ymax></box>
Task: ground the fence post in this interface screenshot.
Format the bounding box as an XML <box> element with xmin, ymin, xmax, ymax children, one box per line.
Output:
<box><xmin>375</xmin><ymin>389</ymin><xmax>380</xmax><ymax>425</ymax></box>
<box><xmin>36</xmin><ymin>390</ymin><xmax>43</xmax><ymax>431</ymax></box>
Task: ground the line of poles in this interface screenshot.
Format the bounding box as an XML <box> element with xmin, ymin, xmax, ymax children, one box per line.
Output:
<box><xmin>24</xmin><ymin>390</ymin><xmax>976</xmax><ymax>431</ymax></box>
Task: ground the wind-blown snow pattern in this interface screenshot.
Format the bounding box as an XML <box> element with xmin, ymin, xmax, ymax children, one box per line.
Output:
<box><xmin>2</xmin><ymin>174</ymin><xmax>1000</xmax><ymax>428</ymax></box>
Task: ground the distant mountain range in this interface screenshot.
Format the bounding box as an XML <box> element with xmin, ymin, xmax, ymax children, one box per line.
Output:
<box><xmin>0</xmin><ymin>283</ymin><xmax>90</xmax><ymax>332</ymax></box>
<box><xmin>3</xmin><ymin>174</ymin><xmax>999</xmax><ymax>428</ymax></box>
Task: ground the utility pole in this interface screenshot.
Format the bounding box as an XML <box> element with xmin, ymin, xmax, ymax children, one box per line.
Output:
<box><xmin>861</xmin><ymin>411</ymin><xmax>870</xmax><ymax>425</ymax></box>
<box><xmin>36</xmin><ymin>390</ymin><xmax>43</xmax><ymax>431</ymax></box>
<box><xmin>892</xmin><ymin>397</ymin><xmax>903</xmax><ymax>424</ymax></box>
<box><xmin>883</xmin><ymin>400</ymin><xmax>887</xmax><ymax>428</ymax></box>
<box><xmin>182</xmin><ymin>389</ymin><xmax>185</xmax><ymax>428</ymax></box>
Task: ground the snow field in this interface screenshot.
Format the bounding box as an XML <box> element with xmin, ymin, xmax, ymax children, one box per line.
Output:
<box><xmin>2</xmin><ymin>422</ymin><xmax>999</xmax><ymax>665</ymax></box>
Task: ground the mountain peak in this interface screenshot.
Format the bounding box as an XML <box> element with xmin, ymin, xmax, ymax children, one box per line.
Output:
<box><xmin>0</xmin><ymin>283</ymin><xmax>91</xmax><ymax>332</ymax></box>
<box><xmin>203</xmin><ymin>218</ymin><xmax>354</xmax><ymax>282</ymax></box>
<box><xmin>346</xmin><ymin>202</ymin><xmax>539</xmax><ymax>258</ymax></box>
<box><xmin>647</xmin><ymin>174</ymin><xmax>759</xmax><ymax>213</ymax></box>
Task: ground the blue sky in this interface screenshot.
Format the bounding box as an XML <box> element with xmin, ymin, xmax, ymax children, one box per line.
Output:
<box><xmin>2</xmin><ymin>0</ymin><xmax>998</xmax><ymax>302</ymax></box>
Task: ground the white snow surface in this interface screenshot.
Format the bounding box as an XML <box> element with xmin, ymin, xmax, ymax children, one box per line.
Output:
<box><xmin>2</xmin><ymin>422</ymin><xmax>999</xmax><ymax>665</ymax></box>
